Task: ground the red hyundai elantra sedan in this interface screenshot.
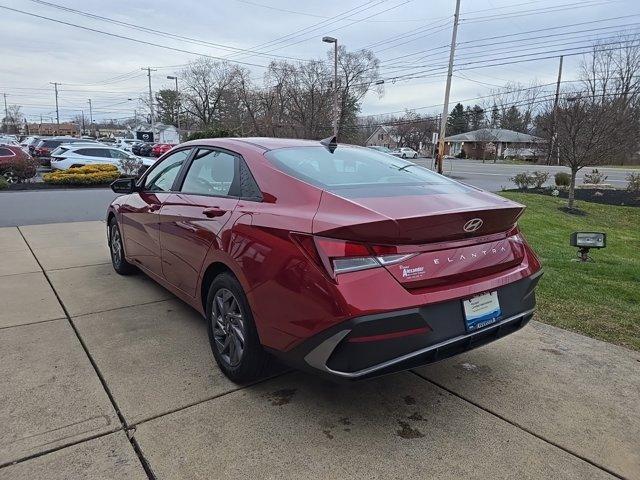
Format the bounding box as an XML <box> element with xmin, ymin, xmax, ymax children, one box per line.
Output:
<box><xmin>107</xmin><ymin>137</ymin><xmax>542</xmax><ymax>382</ymax></box>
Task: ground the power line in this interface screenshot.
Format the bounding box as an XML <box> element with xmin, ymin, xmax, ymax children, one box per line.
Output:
<box><xmin>224</xmin><ymin>0</ymin><xmax>383</xmax><ymax>60</ymax></box>
<box><xmin>0</xmin><ymin>4</ymin><xmax>268</xmax><ymax>68</ymax></box>
<box><xmin>230</xmin><ymin>1</ymin><xmax>415</xmax><ymax>61</ymax></box>
<box><xmin>27</xmin><ymin>0</ymin><xmax>315</xmax><ymax>63</ymax></box>
<box><xmin>462</xmin><ymin>0</ymin><xmax>622</xmax><ymax>23</ymax></box>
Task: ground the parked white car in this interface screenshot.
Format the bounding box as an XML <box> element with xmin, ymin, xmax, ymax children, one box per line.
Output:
<box><xmin>395</xmin><ymin>147</ymin><xmax>419</xmax><ymax>159</ymax></box>
<box><xmin>114</xmin><ymin>138</ymin><xmax>137</xmax><ymax>152</ymax></box>
<box><xmin>50</xmin><ymin>144</ymin><xmax>154</xmax><ymax>172</ymax></box>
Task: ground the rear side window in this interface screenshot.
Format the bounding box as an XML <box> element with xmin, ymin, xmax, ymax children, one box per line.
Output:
<box><xmin>0</xmin><ymin>147</ymin><xmax>14</xmax><ymax>156</ymax></box>
<box><xmin>181</xmin><ymin>149</ymin><xmax>237</xmax><ymax>197</ymax></box>
<box><xmin>265</xmin><ymin>146</ymin><xmax>452</xmax><ymax>187</ymax></box>
<box><xmin>41</xmin><ymin>140</ymin><xmax>62</xmax><ymax>148</ymax></box>
<box><xmin>75</xmin><ymin>148</ymin><xmax>109</xmax><ymax>157</ymax></box>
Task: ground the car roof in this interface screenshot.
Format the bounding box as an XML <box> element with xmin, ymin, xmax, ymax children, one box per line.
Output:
<box><xmin>63</xmin><ymin>143</ymin><xmax>115</xmax><ymax>149</ymax></box>
<box><xmin>182</xmin><ymin>137</ymin><xmax>334</xmax><ymax>152</ymax></box>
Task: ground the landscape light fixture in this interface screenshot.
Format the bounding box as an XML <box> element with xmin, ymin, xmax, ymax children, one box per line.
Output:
<box><xmin>570</xmin><ymin>232</ymin><xmax>606</xmax><ymax>262</ymax></box>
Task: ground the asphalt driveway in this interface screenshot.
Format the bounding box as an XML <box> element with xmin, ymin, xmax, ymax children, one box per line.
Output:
<box><xmin>0</xmin><ymin>221</ymin><xmax>638</xmax><ymax>479</ymax></box>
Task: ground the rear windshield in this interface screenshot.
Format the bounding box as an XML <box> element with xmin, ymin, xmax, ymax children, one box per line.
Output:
<box><xmin>40</xmin><ymin>140</ymin><xmax>63</xmax><ymax>148</ymax></box>
<box><xmin>265</xmin><ymin>146</ymin><xmax>466</xmax><ymax>195</ymax></box>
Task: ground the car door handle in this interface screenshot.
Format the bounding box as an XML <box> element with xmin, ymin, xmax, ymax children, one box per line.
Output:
<box><xmin>202</xmin><ymin>207</ymin><xmax>227</xmax><ymax>218</ymax></box>
<box><xmin>148</xmin><ymin>204</ymin><xmax>161</xmax><ymax>212</ymax></box>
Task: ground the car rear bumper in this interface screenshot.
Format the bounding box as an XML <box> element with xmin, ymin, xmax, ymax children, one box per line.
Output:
<box><xmin>273</xmin><ymin>271</ymin><xmax>541</xmax><ymax>381</ymax></box>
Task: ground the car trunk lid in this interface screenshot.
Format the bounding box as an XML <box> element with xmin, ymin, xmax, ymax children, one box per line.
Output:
<box><xmin>313</xmin><ymin>183</ymin><xmax>524</xmax><ymax>245</ymax></box>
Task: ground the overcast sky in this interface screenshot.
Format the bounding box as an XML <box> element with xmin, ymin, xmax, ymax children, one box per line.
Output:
<box><xmin>1</xmin><ymin>0</ymin><xmax>639</xmax><ymax>124</ymax></box>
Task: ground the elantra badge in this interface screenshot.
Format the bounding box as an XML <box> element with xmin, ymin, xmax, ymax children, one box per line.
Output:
<box><xmin>463</xmin><ymin>218</ymin><xmax>483</xmax><ymax>233</ymax></box>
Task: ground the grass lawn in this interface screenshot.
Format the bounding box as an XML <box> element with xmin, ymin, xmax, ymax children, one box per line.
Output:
<box><xmin>500</xmin><ymin>192</ymin><xmax>640</xmax><ymax>351</ymax></box>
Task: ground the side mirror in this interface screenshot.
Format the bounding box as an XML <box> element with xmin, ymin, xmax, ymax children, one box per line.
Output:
<box><xmin>111</xmin><ymin>177</ymin><xmax>136</xmax><ymax>194</ymax></box>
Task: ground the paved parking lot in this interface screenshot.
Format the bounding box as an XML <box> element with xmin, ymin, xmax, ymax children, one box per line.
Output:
<box><xmin>0</xmin><ymin>221</ymin><xmax>638</xmax><ymax>479</ymax></box>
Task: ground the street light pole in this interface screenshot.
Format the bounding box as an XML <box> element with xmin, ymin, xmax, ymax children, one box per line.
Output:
<box><xmin>436</xmin><ymin>0</ymin><xmax>461</xmax><ymax>174</ymax></box>
<box><xmin>167</xmin><ymin>75</ymin><xmax>180</xmax><ymax>140</ymax></box>
<box><xmin>322</xmin><ymin>36</ymin><xmax>338</xmax><ymax>138</ymax></box>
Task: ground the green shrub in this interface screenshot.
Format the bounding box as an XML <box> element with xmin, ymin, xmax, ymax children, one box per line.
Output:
<box><xmin>627</xmin><ymin>172</ymin><xmax>640</xmax><ymax>193</ymax></box>
<box><xmin>186</xmin><ymin>127</ymin><xmax>233</xmax><ymax>141</ymax></box>
<box><xmin>511</xmin><ymin>172</ymin><xmax>534</xmax><ymax>189</ymax></box>
<box><xmin>583</xmin><ymin>168</ymin><xmax>608</xmax><ymax>184</ymax></box>
<box><xmin>555</xmin><ymin>172</ymin><xmax>571</xmax><ymax>186</ymax></box>
<box><xmin>530</xmin><ymin>170</ymin><xmax>550</xmax><ymax>188</ymax></box>
<box><xmin>0</xmin><ymin>177</ymin><xmax>9</xmax><ymax>190</ymax></box>
<box><xmin>43</xmin><ymin>164</ymin><xmax>120</xmax><ymax>185</ymax></box>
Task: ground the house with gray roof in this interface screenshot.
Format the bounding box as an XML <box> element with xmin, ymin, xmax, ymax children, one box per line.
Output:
<box><xmin>444</xmin><ymin>128</ymin><xmax>545</xmax><ymax>159</ymax></box>
<box><xmin>365</xmin><ymin>125</ymin><xmax>399</xmax><ymax>149</ymax></box>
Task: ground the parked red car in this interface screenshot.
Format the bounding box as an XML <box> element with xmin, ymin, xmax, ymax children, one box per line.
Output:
<box><xmin>0</xmin><ymin>145</ymin><xmax>38</xmax><ymax>183</ymax></box>
<box><xmin>151</xmin><ymin>143</ymin><xmax>175</xmax><ymax>157</ymax></box>
<box><xmin>107</xmin><ymin>137</ymin><xmax>542</xmax><ymax>382</ymax></box>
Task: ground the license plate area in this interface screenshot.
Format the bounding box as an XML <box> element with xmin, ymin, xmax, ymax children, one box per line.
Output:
<box><xmin>463</xmin><ymin>291</ymin><xmax>501</xmax><ymax>332</ymax></box>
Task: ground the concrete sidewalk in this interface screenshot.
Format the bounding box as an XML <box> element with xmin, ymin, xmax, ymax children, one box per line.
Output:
<box><xmin>0</xmin><ymin>221</ymin><xmax>638</xmax><ymax>479</ymax></box>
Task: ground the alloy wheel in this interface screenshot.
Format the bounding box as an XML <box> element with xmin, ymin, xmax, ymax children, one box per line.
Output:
<box><xmin>212</xmin><ymin>288</ymin><xmax>245</xmax><ymax>367</ymax></box>
<box><xmin>110</xmin><ymin>224</ymin><xmax>122</xmax><ymax>266</ymax></box>
<box><xmin>3</xmin><ymin>171</ymin><xmax>17</xmax><ymax>184</ymax></box>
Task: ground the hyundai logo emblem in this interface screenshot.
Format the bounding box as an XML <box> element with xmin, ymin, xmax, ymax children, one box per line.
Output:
<box><xmin>463</xmin><ymin>218</ymin><xmax>483</xmax><ymax>233</ymax></box>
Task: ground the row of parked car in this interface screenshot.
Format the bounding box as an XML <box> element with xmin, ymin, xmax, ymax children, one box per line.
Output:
<box><xmin>0</xmin><ymin>134</ymin><xmax>177</xmax><ymax>182</ymax></box>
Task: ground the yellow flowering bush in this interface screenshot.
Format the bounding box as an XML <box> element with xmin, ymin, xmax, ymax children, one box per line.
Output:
<box><xmin>43</xmin><ymin>164</ymin><xmax>120</xmax><ymax>185</ymax></box>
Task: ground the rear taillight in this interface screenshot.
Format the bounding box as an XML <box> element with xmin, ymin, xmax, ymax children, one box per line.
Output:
<box><xmin>291</xmin><ymin>234</ymin><xmax>416</xmax><ymax>279</ymax></box>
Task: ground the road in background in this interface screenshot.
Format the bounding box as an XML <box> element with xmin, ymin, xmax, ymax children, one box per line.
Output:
<box><xmin>418</xmin><ymin>158</ymin><xmax>637</xmax><ymax>191</ymax></box>
<box><xmin>1</xmin><ymin>159</ymin><xmax>637</xmax><ymax>226</ymax></box>
<box><xmin>0</xmin><ymin>188</ymin><xmax>118</xmax><ymax>227</ymax></box>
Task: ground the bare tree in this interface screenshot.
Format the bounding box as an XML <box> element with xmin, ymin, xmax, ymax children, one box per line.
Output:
<box><xmin>181</xmin><ymin>58</ymin><xmax>239</xmax><ymax>127</ymax></box>
<box><xmin>484</xmin><ymin>81</ymin><xmax>544</xmax><ymax>133</ymax></box>
<box><xmin>475</xmin><ymin>128</ymin><xmax>500</xmax><ymax>163</ymax></box>
<box><xmin>2</xmin><ymin>105</ymin><xmax>24</xmax><ymax>134</ymax></box>
<box><xmin>335</xmin><ymin>46</ymin><xmax>381</xmax><ymax>141</ymax></box>
<box><xmin>555</xmin><ymin>95</ymin><xmax>639</xmax><ymax>209</ymax></box>
<box><xmin>394</xmin><ymin>111</ymin><xmax>437</xmax><ymax>152</ymax></box>
<box><xmin>580</xmin><ymin>33</ymin><xmax>640</xmax><ymax>108</ymax></box>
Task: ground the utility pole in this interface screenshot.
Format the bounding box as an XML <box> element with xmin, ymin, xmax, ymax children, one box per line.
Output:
<box><xmin>2</xmin><ymin>93</ymin><xmax>8</xmax><ymax>134</ymax></box>
<box><xmin>88</xmin><ymin>99</ymin><xmax>93</xmax><ymax>128</ymax></box>
<box><xmin>142</xmin><ymin>67</ymin><xmax>157</xmax><ymax>140</ymax></box>
<box><xmin>50</xmin><ymin>82</ymin><xmax>60</xmax><ymax>129</ymax></box>
<box><xmin>80</xmin><ymin>109</ymin><xmax>85</xmax><ymax>135</ymax></box>
<box><xmin>436</xmin><ymin>0</ymin><xmax>461</xmax><ymax>175</ymax></box>
<box><xmin>166</xmin><ymin>76</ymin><xmax>180</xmax><ymax>139</ymax></box>
<box><xmin>547</xmin><ymin>55</ymin><xmax>564</xmax><ymax>165</ymax></box>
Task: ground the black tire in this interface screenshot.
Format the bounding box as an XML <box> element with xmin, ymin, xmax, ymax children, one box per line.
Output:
<box><xmin>413</xmin><ymin>153</ymin><xmax>418</xmax><ymax>159</ymax></box>
<box><xmin>402</xmin><ymin>153</ymin><xmax>407</xmax><ymax>158</ymax></box>
<box><xmin>108</xmin><ymin>218</ymin><xmax>136</xmax><ymax>275</ymax></box>
<box><xmin>206</xmin><ymin>273</ymin><xmax>269</xmax><ymax>383</ymax></box>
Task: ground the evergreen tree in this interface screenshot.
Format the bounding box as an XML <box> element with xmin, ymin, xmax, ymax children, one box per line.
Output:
<box><xmin>500</xmin><ymin>105</ymin><xmax>525</xmax><ymax>132</ymax></box>
<box><xmin>490</xmin><ymin>103</ymin><xmax>500</xmax><ymax>128</ymax></box>
<box><xmin>447</xmin><ymin>103</ymin><xmax>467</xmax><ymax>135</ymax></box>
<box><xmin>468</xmin><ymin>105</ymin><xmax>485</xmax><ymax>131</ymax></box>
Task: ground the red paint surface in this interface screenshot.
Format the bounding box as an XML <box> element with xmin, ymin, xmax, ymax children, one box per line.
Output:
<box><xmin>109</xmin><ymin>138</ymin><xmax>542</xmax><ymax>353</ymax></box>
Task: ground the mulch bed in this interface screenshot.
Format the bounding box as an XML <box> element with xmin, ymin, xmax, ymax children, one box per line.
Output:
<box><xmin>505</xmin><ymin>187</ymin><xmax>640</xmax><ymax>207</ymax></box>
